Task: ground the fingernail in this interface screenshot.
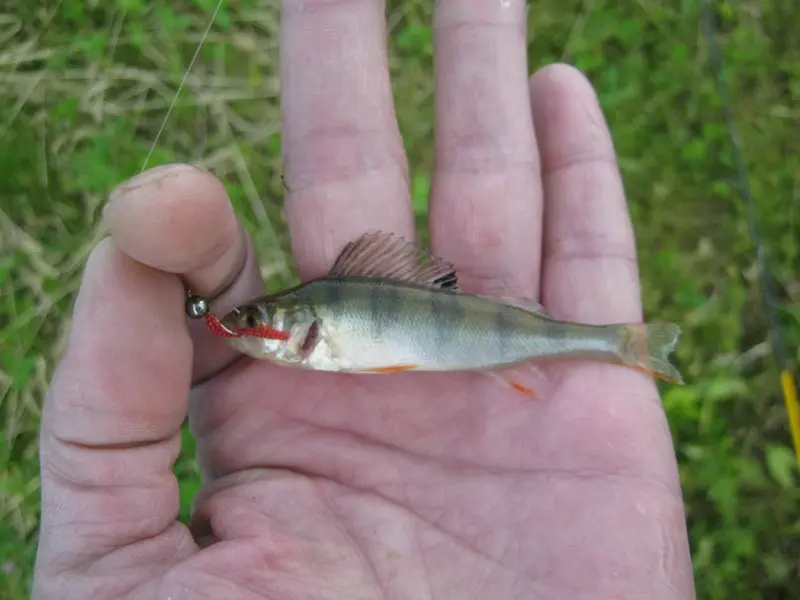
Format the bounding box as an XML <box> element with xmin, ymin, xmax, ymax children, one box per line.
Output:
<box><xmin>107</xmin><ymin>163</ymin><xmax>201</xmax><ymax>205</ymax></box>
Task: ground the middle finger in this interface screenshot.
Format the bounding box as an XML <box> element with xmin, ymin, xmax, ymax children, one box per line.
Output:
<box><xmin>280</xmin><ymin>0</ymin><xmax>414</xmax><ymax>279</ymax></box>
<box><xmin>429</xmin><ymin>0</ymin><xmax>542</xmax><ymax>300</ymax></box>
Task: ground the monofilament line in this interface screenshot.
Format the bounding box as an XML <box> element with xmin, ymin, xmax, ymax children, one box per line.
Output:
<box><xmin>700</xmin><ymin>0</ymin><xmax>800</xmax><ymax>468</ymax></box>
<box><xmin>140</xmin><ymin>0</ymin><xmax>226</xmax><ymax>173</ymax></box>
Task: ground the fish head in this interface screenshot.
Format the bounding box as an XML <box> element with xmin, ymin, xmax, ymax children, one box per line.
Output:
<box><xmin>218</xmin><ymin>296</ymin><xmax>317</xmax><ymax>363</ymax></box>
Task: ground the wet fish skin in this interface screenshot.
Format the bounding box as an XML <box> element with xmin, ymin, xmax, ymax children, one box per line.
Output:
<box><xmin>214</xmin><ymin>231</ymin><xmax>684</xmax><ymax>384</ymax></box>
<box><xmin>220</xmin><ymin>276</ymin><xmax>682</xmax><ymax>383</ymax></box>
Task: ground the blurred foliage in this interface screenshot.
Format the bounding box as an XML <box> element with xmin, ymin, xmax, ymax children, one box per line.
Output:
<box><xmin>1</xmin><ymin>0</ymin><xmax>799</xmax><ymax>598</ymax></box>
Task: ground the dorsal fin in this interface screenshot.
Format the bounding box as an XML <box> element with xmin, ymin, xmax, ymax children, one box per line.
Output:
<box><xmin>327</xmin><ymin>231</ymin><xmax>459</xmax><ymax>290</ymax></box>
<box><xmin>476</xmin><ymin>294</ymin><xmax>551</xmax><ymax>318</ymax></box>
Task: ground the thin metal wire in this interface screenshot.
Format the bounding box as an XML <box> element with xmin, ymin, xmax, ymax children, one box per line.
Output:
<box><xmin>700</xmin><ymin>0</ymin><xmax>800</xmax><ymax>468</ymax></box>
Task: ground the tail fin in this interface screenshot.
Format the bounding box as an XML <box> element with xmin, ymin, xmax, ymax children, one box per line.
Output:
<box><xmin>619</xmin><ymin>322</ymin><xmax>684</xmax><ymax>384</ymax></box>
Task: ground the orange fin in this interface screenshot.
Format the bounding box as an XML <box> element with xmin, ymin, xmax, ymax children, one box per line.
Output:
<box><xmin>509</xmin><ymin>380</ymin><xmax>538</xmax><ymax>397</ymax></box>
<box><xmin>618</xmin><ymin>323</ymin><xmax>684</xmax><ymax>384</ymax></box>
<box><xmin>630</xmin><ymin>363</ymin><xmax>683</xmax><ymax>385</ymax></box>
<box><xmin>361</xmin><ymin>364</ymin><xmax>418</xmax><ymax>374</ymax></box>
<box><xmin>483</xmin><ymin>369</ymin><xmax>544</xmax><ymax>398</ymax></box>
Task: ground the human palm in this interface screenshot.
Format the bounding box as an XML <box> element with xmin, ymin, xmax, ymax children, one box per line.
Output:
<box><xmin>33</xmin><ymin>2</ymin><xmax>695</xmax><ymax>599</ymax></box>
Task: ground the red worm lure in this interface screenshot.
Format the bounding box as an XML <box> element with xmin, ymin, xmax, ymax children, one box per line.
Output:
<box><xmin>204</xmin><ymin>313</ymin><xmax>290</xmax><ymax>341</ymax></box>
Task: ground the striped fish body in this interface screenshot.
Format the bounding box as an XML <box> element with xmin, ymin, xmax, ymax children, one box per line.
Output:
<box><xmin>293</xmin><ymin>277</ymin><xmax>617</xmax><ymax>372</ymax></box>
<box><xmin>215</xmin><ymin>231</ymin><xmax>683</xmax><ymax>384</ymax></box>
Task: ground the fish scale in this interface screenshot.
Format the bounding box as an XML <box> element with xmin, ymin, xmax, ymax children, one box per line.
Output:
<box><xmin>294</xmin><ymin>278</ymin><xmax>616</xmax><ymax>371</ymax></box>
<box><xmin>210</xmin><ymin>231</ymin><xmax>684</xmax><ymax>387</ymax></box>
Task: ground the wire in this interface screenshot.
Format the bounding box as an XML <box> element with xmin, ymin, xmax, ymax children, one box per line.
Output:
<box><xmin>700</xmin><ymin>0</ymin><xmax>800</xmax><ymax>469</ymax></box>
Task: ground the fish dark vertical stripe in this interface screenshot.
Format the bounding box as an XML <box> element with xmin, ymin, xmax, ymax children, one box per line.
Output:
<box><xmin>371</xmin><ymin>281</ymin><xmax>399</xmax><ymax>338</ymax></box>
<box><xmin>427</xmin><ymin>291</ymin><xmax>442</xmax><ymax>349</ymax></box>
<box><xmin>428</xmin><ymin>289</ymin><xmax>464</xmax><ymax>352</ymax></box>
<box><xmin>494</xmin><ymin>306</ymin><xmax>517</xmax><ymax>361</ymax></box>
<box><xmin>544</xmin><ymin>316</ymin><xmax>565</xmax><ymax>340</ymax></box>
<box><xmin>322</xmin><ymin>279</ymin><xmax>345</xmax><ymax>320</ymax></box>
<box><xmin>545</xmin><ymin>318</ymin><xmax>585</xmax><ymax>355</ymax></box>
<box><xmin>369</xmin><ymin>282</ymin><xmax>383</xmax><ymax>337</ymax></box>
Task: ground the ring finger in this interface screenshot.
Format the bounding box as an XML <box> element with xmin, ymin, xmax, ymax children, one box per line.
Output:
<box><xmin>428</xmin><ymin>0</ymin><xmax>542</xmax><ymax>300</ymax></box>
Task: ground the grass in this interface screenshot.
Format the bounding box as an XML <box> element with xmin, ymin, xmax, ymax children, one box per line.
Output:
<box><xmin>1</xmin><ymin>0</ymin><xmax>798</xmax><ymax>597</ymax></box>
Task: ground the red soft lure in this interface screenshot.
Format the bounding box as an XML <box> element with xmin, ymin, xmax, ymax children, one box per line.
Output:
<box><xmin>204</xmin><ymin>313</ymin><xmax>290</xmax><ymax>341</ymax></box>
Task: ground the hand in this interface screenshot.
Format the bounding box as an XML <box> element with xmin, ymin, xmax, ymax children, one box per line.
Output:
<box><xmin>32</xmin><ymin>2</ymin><xmax>695</xmax><ymax>598</ymax></box>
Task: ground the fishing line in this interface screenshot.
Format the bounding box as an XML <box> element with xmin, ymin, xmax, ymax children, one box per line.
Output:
<box><xmin>140</xmin><ymin>0</ymin><xmax>225</xmax><ymax>173</ymax></box>
<box><xmin>700</xmin><ymin>0</ymin><xmax>800</xmax><ymax>468</ymax></box>
<box><xmin>136</xmin><ymin>0</ymin><xmax>227</xmax><ymax>319</ymax></box>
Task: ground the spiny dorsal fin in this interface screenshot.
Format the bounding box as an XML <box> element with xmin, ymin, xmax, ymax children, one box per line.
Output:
<box><xmin>327</xmin><ymin>231</ymin><xmax>459</xmax><ymax>290</ymax></box>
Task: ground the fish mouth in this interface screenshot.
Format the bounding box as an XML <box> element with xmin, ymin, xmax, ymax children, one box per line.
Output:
<box><xmin>218</xmin><ymin>307</ymin><xmax>243</xmax><ymax>332</ymax></box>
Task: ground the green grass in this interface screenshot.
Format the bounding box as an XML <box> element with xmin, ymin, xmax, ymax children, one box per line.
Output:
<box><xmin>1</xmin><ymin>0</ymin><xmax>798</xmax><ymax>597</ymax></box>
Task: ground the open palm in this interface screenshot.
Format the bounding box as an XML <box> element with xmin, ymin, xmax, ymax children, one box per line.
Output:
<box><xmin>33</xmin><ymin>2</ymin><xmax>694</xmax><ymax>598</ymax></box>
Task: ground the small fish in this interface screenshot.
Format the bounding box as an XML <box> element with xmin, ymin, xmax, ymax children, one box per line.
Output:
<box><xmin>205</xmin><ymin>231</ymin><xmax>683</xmax><ymax>392</ymax></box>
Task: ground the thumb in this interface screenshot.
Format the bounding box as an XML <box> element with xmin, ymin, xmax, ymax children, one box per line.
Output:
<box><xmin>34</xmin><ymin>164</ymin><xmax>268</xmax><ymax>596</ymax></box>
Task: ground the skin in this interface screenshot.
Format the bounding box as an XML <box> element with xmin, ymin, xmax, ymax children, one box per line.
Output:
<box><xmin>32</xmin><ymin>1</ymin><xmax>696</xmax><ymax>599</ymax></box>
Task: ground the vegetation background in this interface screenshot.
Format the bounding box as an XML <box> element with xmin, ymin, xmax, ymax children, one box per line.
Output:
<box><xmin>1</xmin><ymin>0</ymin><xmax>798</xmax><ymax>598</ymax></box>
